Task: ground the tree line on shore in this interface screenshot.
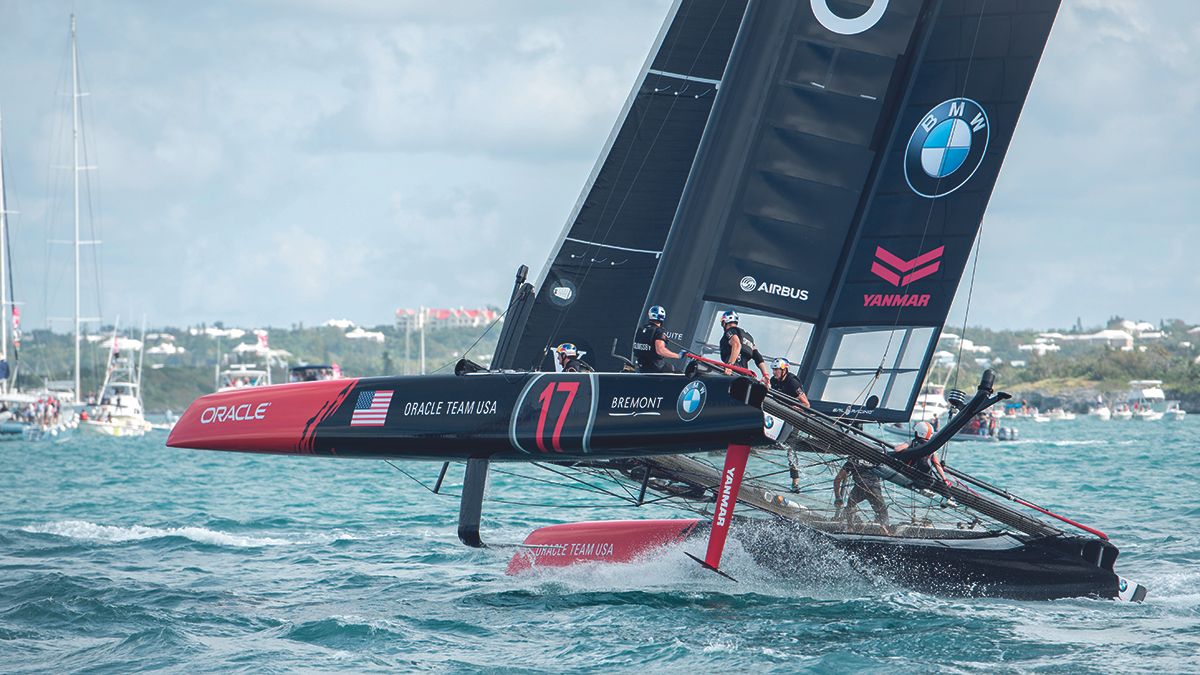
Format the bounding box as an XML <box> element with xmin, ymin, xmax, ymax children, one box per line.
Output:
<box><xmin>10</xmin><ymin>318</ymin><xmax>1198</xmax><ymax>413</ymax></box>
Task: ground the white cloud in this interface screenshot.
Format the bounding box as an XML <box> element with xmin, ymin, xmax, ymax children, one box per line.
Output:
<box><xmin>2</xmin><ymin>1</ymin><xmax>1197</xmax><ymax>331</ymax></box>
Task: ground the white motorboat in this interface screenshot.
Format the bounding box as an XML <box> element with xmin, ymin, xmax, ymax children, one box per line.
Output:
<box><xmin>1164</xmin><ymin>403</ymin><xmax>1187</xmax><ymax>421</ymax></box>
<box><xmin>909</xmin><ymin>383</ymin><xmax>951</xmax><ymax>423</ymax></box>
<box><xmin>80</xmin><ymin>328</ymin><xmax>152</xmax><ymax>438</ymax></box>
<box><xmin>1126</xmin><ymin>380</ymin><xmax>1167</xmax><ymax>422</ymax></box>
<box><xmin>1087</xmin><ymin>406</ymin><xmax>1111</xmax><ymax>420</ymax></box>
<box><xmin>217</xmin><ymin>363</ymin><xmax>271</xmax><ymax>392</ymax></box>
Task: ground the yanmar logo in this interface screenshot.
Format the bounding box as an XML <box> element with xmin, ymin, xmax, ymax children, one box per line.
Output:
<box><xmin>715</xmin><ymin>465</ymin><xmax>738</xmax><ymax>527</ymax></box>
<box><xmin>871</xmin><ymin>245</ymin><xmax>943</xmax><ymax>286</ymax></box>
<box><xmin>864</xmin><ymin>245</ymin><xmax>943</xmax><ymax>308</ymax></box>
<box><xmin>200</xmin><ymin>401</ymin><xmax>270</xmax><ymax>424</ymax></box>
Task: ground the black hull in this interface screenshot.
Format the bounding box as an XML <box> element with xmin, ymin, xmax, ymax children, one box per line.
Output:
<box><xmin>733</xmin><ymin>518</ymin><xmax>1140</xmax><ymax>601</ymax></box>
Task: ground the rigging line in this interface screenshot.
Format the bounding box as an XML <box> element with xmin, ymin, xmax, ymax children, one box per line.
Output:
<box><xmin>487</xmin><ymin>498</ymin><xmax>639</xmax><ymax>510</ymax></box>
<box><xmin>872</xmin><ymin>2</ymin><xmax>991</xmax><ymax>393</ymax></box>
<box><xmin>951</xmin><ymin>226</ymin><xmax>983</xmax><ymax>392</ymax></box>
<box><xmin>530</xmin><ymin>462</ymin><xmax>639</xmax><ymax>503</ymax></box>
<box><xmin>491</xmin><ymin>465</ymin><xmax>635</xmax><ymax>502</ymax></box>
<box><xmin>571</xmin><ymin>464</ymin><xmax>641</xmax><ymax>503</ymax></box>
<box><xmin>43</xmin><ymin>33</ymin><xmax>72</xmax><ymax>330</ymax></box>
<box><xmin>77</xmin><ymin>55</ymin><xmax>104</xmax><ymax>322</ymax></box>
<box><xmin>383</xmin><ymin>459</ymin><xmax>444</xmax><ymax>495</ymax></box>
<box><xmin>427</xmin><ymin>299</ymin><xmax>514</xmax><ymax>375</ymax></box>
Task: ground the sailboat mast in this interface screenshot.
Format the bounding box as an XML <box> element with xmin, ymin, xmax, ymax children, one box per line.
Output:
<box><xmin>71</xmin><ymin>14</ymin><xmax>83</xmax><ymax>400</ymax></box>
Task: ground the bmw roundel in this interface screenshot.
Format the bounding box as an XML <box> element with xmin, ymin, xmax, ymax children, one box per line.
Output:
<box><xmin>904</xmin><ymin>98</ymin><xmax>990</xmax><ymax>199</ymax></box>
<box><xmin>677</xmin><ymin>380</ymin><xmax>707</xmax><ymax>422</ymax></box>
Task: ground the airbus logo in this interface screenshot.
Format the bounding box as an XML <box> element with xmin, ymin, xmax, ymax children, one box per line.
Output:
<box><xmin>739</xmin><ymin>275</ymin><xmax>810</xmax><ymax>301</ymax></box>
<box><xmin>904</xmin><ymin>98</ymin><xmax>990</xmax><ymax>198</ymax></box>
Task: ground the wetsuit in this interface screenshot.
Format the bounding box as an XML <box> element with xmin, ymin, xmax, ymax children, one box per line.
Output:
<box><xmin>839</xmin><ymin>460</ymin><xmax>890</xmax><ymax>528</ymax></box>
<box><xmin>560</xmin><ymin>357</ymin><xmax>593</xmax><ymax>373</ymax></box>
<box><xmin>632</xmin><ymin>322</ymin><xmax>674</xmax><ymax>373</ymax></box>
<box><xmin>719</xmin><ymin>326</ymin><xmax>764</xmax><ymax>371</ymax></box>
<box><xmin>771</xmin><ymin>371</ymin><xmax>804</xmax><ymax>399</ymax></box>
<box><xmin>892</xmin><ymin>436</ymin><xmax>934</xmax><ymax>474</ymax></box>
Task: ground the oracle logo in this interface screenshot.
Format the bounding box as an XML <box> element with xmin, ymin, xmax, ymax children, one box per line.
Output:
<box><xmin>200</xmin><ymin>402</ymin><xmax>271</xmax><ymax>424</ymax></box>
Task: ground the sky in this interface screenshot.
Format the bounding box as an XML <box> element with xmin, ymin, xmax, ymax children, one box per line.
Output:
<box><xmin>0</xmin><ymin>0</ymin><xmax>1196</xmax><ymax>332</ymax></box>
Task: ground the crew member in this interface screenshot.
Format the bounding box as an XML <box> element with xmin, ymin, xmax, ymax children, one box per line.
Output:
<box><xmin>717</xmin><ymin>311</ymin><xmax>771</xmax><ymax>385</ymax></box>
<box><xmin>632</xmin><ymin>305</ymin><xmax>682</xmax><ymax>373</ymax></box>
<box><xmin>833</xmin><ymin>459</ymin><xmax>890</xmax><ymax>533</ymax></box>
<box><xmin>769</xmin><ymin>358</ymin><xmax>810</xmax><ymax>407</ymax></box>
<box><xmin>891</xmin><ymin>421</ymin><xmax>950</xmax><ymax>486</ymax></box>
<box><xmin>769</xmin><ymin>357</ymin><xmax>810</xmax><ymax>492</ymax></box>
<box><xmin>554</xmin><ymin>343</ymin><xmax>593</xmax><ymax>373</ymax></box>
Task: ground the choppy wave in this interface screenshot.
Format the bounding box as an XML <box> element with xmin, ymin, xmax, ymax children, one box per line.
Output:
<box><xmin>18</xmin><ymin>519</ymin><xmax>374</xmax><ymax>548</ymax></box>
<box><xmin>21</xmin><ymin>520</ymin><xmax>296</xmax><ymax>547</ymax></box>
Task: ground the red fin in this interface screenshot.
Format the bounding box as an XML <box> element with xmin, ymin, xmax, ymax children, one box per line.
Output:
<box><xmin>703</xmin><ymin>443</ymin><xmax>751</xmax><ymax>571</ymax></box>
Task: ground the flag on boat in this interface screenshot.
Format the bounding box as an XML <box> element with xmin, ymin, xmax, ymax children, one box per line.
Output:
<box><xmin>350</xmin><ymin>390</ymin><xmax>392</xmax><ymax>427</ymax></box>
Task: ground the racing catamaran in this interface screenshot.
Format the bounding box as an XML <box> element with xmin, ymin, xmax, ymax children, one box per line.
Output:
<box><xmin>169</xmin><ymin>0</ymin><xmax>1146</xmax><ymax>601</ymax></box>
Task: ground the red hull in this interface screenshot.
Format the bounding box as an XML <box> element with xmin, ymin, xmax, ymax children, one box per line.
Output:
<box><xmin>506</xmin><ymin>519</ymin><xmax>701</xmax><ymax>574</ymax></box>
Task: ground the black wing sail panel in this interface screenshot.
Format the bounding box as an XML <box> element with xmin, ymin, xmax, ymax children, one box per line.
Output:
<box><xmin>804</xmin><ymin>1</ymin><xmax>1060</xmax><ymax>421</ymax></box>
<box><xmin>640</xmin><ymin>0</ymin><xmax>1058</xmax><ymax>422</ymax></box>
<box><xmin>510</xmin><ymin>0</ymin><xmax>750</xmax><ymax>372</ymax></box>
<box><xmin>644</xmin><ymin>0</ymin><xmax>928</xmax><ymax>364</ymax></box>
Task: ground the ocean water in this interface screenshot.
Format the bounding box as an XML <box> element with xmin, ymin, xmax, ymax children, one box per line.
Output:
<box><xmin>1</xmin><ymin>418</ymin><xmax>1198</xmax><ymax>673</ymax></box>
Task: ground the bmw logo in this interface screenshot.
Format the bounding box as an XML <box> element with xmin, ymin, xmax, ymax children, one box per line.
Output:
<box><xmin>1119</xmin><ymin>579</ymin><xmax>1128</xmax><ymax>592</ymax></box>
<box><xmin>739</xmin><ymin>275</ymin><xmax>757</xmax><ymax>292</ymax></box>
<box><xmin>677</xmin><ymin>380</ymin><xmax>707</xmax><ymax>422</ymax></box>
<box><xmin>904</xmin><ymin>98</ymin><xmax>989</xmax><ymax>199</ymax></box>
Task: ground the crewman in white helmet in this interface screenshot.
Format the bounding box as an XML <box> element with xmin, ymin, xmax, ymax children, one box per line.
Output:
<box><xmin>717</xmin><ymin>310</ymin><xmax>771</xmax><ymax>386</ymax></box>
<box><xmin>891</xmin><ymin>420</ymin><xmax>950</xmax><ymax>486</ymax></box>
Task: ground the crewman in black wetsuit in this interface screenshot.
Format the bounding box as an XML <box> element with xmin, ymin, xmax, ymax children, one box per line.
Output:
<box><xmin>890</xmin><ymin>421</ymin><xmax>950</xmax><ymax>486</ymax></box>
<box><xmin>833</xmin><ymin>459</ymin><xmax>891</xmax><ymax>533</ymax></box>
<box><xmin>632</xmin><ymin>305</ymin><xmax>683</xmax><ymax>373</ymax></box>
<box><xmin>770</xmin><ymin>357</ymin><xmax>811</xmax><ymax>492</ymax></box>
<box><xmin>769</xmin><ymin>358</ymin><xmax>810</xmax><ymax>407</ymax></box>
<box><xmin>554</xmin><ymin>343</ymin><xmax>593</xmax><ymax>373</ymax></box>
<box><xmin>717</xmin><ymin>310</ymin><xmax>771</xmax><ymax>385</ymax></box>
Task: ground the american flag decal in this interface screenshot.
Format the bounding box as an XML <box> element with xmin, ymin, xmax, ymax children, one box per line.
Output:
<box><xmin>350</xmin><ymin>390</ymin><xmax>393</xmax><ymax>427</ymax></box>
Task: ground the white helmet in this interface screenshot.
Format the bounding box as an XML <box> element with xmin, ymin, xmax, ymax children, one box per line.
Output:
<box><xmin>648</xmin><ymin>305</ymin><xmax>667</xmax><ymax>322</ymax></box>
<box><xmin>556</xmin><ymin>343</ymin><xmax>578</xmax><ymax>358</ymax></box>
<box><xmin>914</xmin><ymin>421</ymin><xmax>934</xmax><ymax>440</ymax></box>
<box><xmin>772</xmin><ymin>358</ymin><xmax>790</xmax><ymax>371</ymax></box>
<box><xmin>720</xmin><ymin>310</ymin><xmax>739</xmax><ymax>325</ymax></box>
